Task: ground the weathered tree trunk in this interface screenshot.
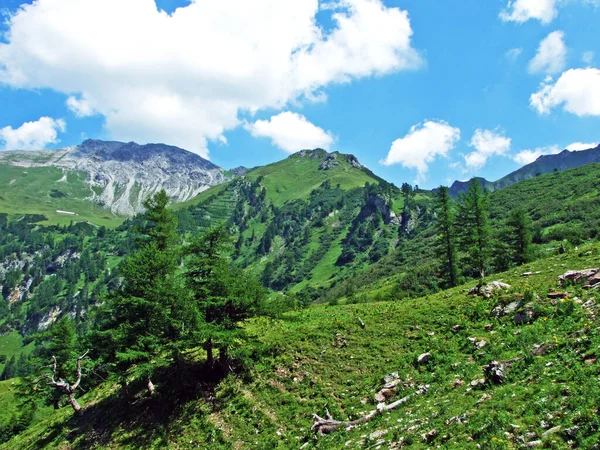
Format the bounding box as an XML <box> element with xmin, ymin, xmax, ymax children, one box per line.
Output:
<box><xmin>312</xmin><ymin>396</ymin><xmax>411</xmax><ymax>434</ymax></box>
<box><xmin>68</xmin><ymin>392</ymin><xmax>83</xmax><ymax>414</ymax></box>
<box><xmin>205</xmin><ymin>339</ymin><xmax>214</xmax><ymax>366</ymax></box>
<box><xmin>146</xmin><ymin>378</ymin><xmax>155</xmax><ymax>395</ymax></box>
<box><xmin>219</xmin><ymin>347</ymin><xmax>229</xmax><ymax>373</ymax></box>
<box><xmin>47</xmin><ymin>350</ymin><xmax>89</xmax><ymax>415</ymax></box>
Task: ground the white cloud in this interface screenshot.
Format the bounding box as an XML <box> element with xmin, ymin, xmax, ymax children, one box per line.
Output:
<box><xmin>583</xmin><ymin>51</ymin><xmax>595</xmax><ymax>65</ymax></box>
<box><xmin>530</xmin><ymin>68</ymin><xmax>600</xmax><ymax>116</ymax></box>
<box><xmin>0</xmin><ymin>117</ymin><xmax>66</xmax><ymax>150</ymax></box>
<box><xmin>513</xmin><ymin>145</ymin><xmax>561</xmax><ymax>164</ymax></box>
<box><xmin>465</xmin><ymin>129</ymin><xmax>511</xmax><ymax>170</ymax></box>
<box><xmin>505</xmin><ymin>48</ymin><xmax>523</xmax><ymax>62</ymax></box>
<box><xmin>244</xmin><ymin>112</ymin><xmax>334</xmax><ymax>153</ymax></box>
<box><xmin>66</xmin><ymin>94</ymin><xmax>97</xmax><ymax>117</ymax></box>
<box><xmin>0</xmin><ymin>0</ymin><xmax>422</xmax><ymax>158</ymax></box>
<box><xmin>528</xmin><ymin>31</ymin><xmax>567</xmax><ymax>75</ymax></box>
<box><xmin>380</xmin><ymin>120</ymin><xmax>461</xmax><ymax>178</ymax></box>
<box><xmin>500</xmin><ymin>0</ymin><xmax>557</xmax><ymax>24</ymax></box>
<box><xmin>566</xmin><ymin>141</ymin><xmax>598</xmax><ymax>150</ymax></box>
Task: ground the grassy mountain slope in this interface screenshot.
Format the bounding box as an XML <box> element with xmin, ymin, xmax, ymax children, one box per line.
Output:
<box><xmin>4</xmin><ymin>242</ymin><xmax>600</xmax><ymax>449</ymax></box>
<box><xmin>175</xmin><ymin>150</ymin><xmax>412</xmax><ymax>295</ymax></box>
<box><xmin>0</xmin><ymin>165</ymin><xmax>122</xmax><ymax>227</ymax></box>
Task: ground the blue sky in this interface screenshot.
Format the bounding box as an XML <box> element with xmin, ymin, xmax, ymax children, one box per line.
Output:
<box><xmin>0</xmin><ymin>0</ymin><xmax>599</xmax><ymax>188</ymax></box>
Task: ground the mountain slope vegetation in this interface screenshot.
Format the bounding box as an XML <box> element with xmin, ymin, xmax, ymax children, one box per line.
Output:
<box><xmin>2</xmin><ymin>147</ymin><xmax>600</xmax><ymax>449</ymax></box>
<box><xmin>3</xmin><ymin>242</ymin><xmax>600</xmax><ymax>449</ymax></box>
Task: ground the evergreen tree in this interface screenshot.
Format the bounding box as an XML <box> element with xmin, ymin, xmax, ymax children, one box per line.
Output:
<box><xmin>1</xmin><ymin>355</ymin><xmax>16</xmax><ymax>380</ymax></box>
<box><xmin>457</xmin><ymin>181</ymin><xmax>491</xmax><ymax>279</ymax></box>
<box><xmin>98</xmin><ymin>190</ymin><xmax>185</xmax><ymax>395</ymax></box>
<box><xmin>506</xmin><ymin>208</ymin><xmax>532</xmax><ymax>265</ymax></box>
<box><xmin>185</xmin><ymin>227</ymin><xmax>265</xmax><ymax>371</ymax></box>
<box><xmin>434</xmin><ymin>186</ymin><xmax>459</xmax><ymax>287</ymax></box>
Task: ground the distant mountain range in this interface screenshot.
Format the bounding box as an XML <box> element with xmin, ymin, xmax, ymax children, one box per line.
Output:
<box><xmin>449</xmin><ymin>144</ymin><xmax>600</xmax><ymax>197</ymax></box>
<box><xmin>0</xmin><ymin>139</ymin><xmax>227</xmax><ymax>217</ymax></box>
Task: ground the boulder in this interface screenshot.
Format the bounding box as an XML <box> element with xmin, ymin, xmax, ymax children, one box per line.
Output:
<box><xmin>547</xmin><ymin>292</ymin><xmax>567</xmax><ymax>299</ymax></box>
<box><xmin>483</xmin><ymin>361</ymin><xmax>506</xmax><ymax>385</ymax></box>
<box><xmin>469</xmin><ymin>281</ymin><xmax>511</xmax><ymax>298</ymax></box>
<box><xmin>417</xmin><ymin>352</ymin><xmax>432</xmax><ymax>365</ymax></box>
<box><xmin>514</xmin><ymin>309</ymin><xmax>535</xmax><ymax>325</ymax></box>
<box><xmin>558</xmin><ymin>268</ymin><xmax>599</xmax><ymax>285</ymax></box>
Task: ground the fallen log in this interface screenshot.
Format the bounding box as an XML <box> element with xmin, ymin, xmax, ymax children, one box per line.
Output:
<box><xmin>311</xmin><ymin>396</ymin><xmax>411</xmax><ymax>434</ymax></box>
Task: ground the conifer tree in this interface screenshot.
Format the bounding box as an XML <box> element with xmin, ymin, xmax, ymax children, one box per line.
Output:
<box><xmin>434</xmin><ymin>186</ymin><xmax>459</xmax><ymax>287</ymax></box>
<box><xmin>457</xmin><ymin>181</ymin><xmax>491</xmax><ymax>279</ymax></box>
<box><xmin>185</xmin><ymin>227</ymin><xmax>265</xmax><ymax>372</ymax></box>
<box><xmin>506</xmin><ymin>208</ymin><xmax>532</xmax><ymax>265</ymax></box>
<box><xmin>100</xmin><ymin>190</ymin><xmax>185</xmax><ymax>395</ymax></box>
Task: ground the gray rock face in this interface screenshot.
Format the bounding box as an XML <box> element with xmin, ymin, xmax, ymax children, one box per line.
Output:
<box><xmin>0</xmin><ymin>139</ymin><xmax>227</xmax><ymax>216</ymax></box>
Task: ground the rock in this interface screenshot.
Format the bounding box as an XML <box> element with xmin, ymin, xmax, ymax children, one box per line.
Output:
<box><xmin>368</xmin><ymin>430</ymin><xmax>388</xmax><ymax>440</ymax></box>
<box><xmin>319</xmin><ymin>153</ymin><xmax>341</xmax><ymax>170</ymax></box>
<box><xmin>452</xmin><ymin>324</ymin><xmax>463</xmax><ymax>332</ymax></box>
<box><xmin>526</xmin><ymin>441</ymin><xmax>542</xmax><ymax>448</ymax></box>
<box><xmin>422</xmin><ymin>429</ymin><xmax>437</xmax><ymax>443</ymax></box>
<box><xmin>470</xmin><ymin>378</ymin><xmax>486</xmax><ymax>389</ymax></box>
<box><xmin>515</xmin><ymin>309</ymin><xmax>535</xmax><ymax>325</ymax></box>
<box><xmin>559</xmin><ymin>268</ymin><xmax>600</xmax><ymax>286</ymax></box>
<box><xmin>585</xmin><ymin>358</ymin><xmax>597</xmax><ymax>365</ymax></box>
<box><xmin>476</xmin><ymin>393</ymin><xmax>492</xmax><ymax>404</ymax></box>
<box><xmin>542</xmin><ymin>426</ymin><xmax>561</xmax><ymax>437</ymax></box>
<box><xmin>565</xmin><ymin>426</ymin><xmax>580</xmax><ymax>438</ymax></box>
<box><xmin>484</xmin><ymin>324</ymin><xmax>493</xmax><ymax>331</ymax></box>
<box><xmin>548</xmin><ymin>292</ymin><xmax>567</xmax><ymax>299</ymax></box>
<box><xmin>374</xmin><ymin>389</ymin><xmax>395</xmax><ymax>403</ymax></box>
<box><xmin>452</xmin><ymin>379</ymin><xmax>464</xmax><ymax>388</ymax></box>
<box><xmin>417</xmin><ymin>352</ymin><xmax>432</xmax><ymax>364</ymax></box>
<box><xmin>483</xmin><ymin>361</ymin><xmax>507</xmax><ymax>385</ymax></box>
<box><xmin>469</xmin><ymin>281</ymin><xmax>511</xmax><ymax>298</ymax></box>
<box><xmin>475</xmin><ymin>339</ymin><xmax>487</xmax><ymax>349</ymax></box>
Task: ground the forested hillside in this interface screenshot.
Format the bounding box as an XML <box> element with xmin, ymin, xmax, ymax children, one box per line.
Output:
<box><xmin>1</xmin><ymin>151</ymin><xmax>600</xmax><ymax>449</ymax></box>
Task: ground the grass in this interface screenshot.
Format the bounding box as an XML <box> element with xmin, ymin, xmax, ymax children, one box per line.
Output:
<box><xmin>0</xmin><ymin>165</ymin><xmax>123</xmax><ymax>227</ymax></box>
<box><xmin>0</xmin><ymin>332</ymin><xmax>35</xmax><ymax>374</ymax></box>
<box><xmin>4</xmin><ymin>242</ymin><xmax>600</xmax><ymax>448</ymax></box>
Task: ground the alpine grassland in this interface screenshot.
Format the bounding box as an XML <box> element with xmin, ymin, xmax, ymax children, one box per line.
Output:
<box><xmin>2</xmin><ymin>150</ymin><xmax>600</xmax><ymax>449</ymax></box>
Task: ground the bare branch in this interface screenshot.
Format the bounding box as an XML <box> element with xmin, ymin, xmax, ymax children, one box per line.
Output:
<box><xmin>71</xmin><ymin>350</ymin><xmax>89</xmax><ymax>392</ymax></box>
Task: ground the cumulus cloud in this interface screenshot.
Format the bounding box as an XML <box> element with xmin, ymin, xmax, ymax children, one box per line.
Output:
<box><xmin>505</xmin><ymin>48</ymin><xmax>523</xmax><ymax>62</ymax></box>
<box><xmin>0</xmin><ymin>0</ymin><xmax>422</xmax><ymax>158</ymax></box>
<box><xmin>528</xmin><ymin>31</ymin><xmax>567</xmax><ymax>75</ymax></box>
<box><xmin>464</xmin><ymin>129</ymin><xmax>511</xmax><ymax>170</ymax></box>
<box><xmin>513</xmin><ymin>145</ymin><xmax>561</xmax><ymax>164</ymax></box>
<box><xmin>244</xmin><ymin>112</ymin><xmax>334</xmax><ymax>153</ymax></box>
<box><xmin>0</xmin><ymin>117</ymin><xmax>66</xmax><ymax>150</ymax></box>
<box><xmin>530</xmin><ymin>68</ymin><xmax>600</xmax><ymax>116</ymax></box>
<box><xmin>500</xmin><ymin>0</ymin><xmax>557</xmax><ymax>24</ymax></box>
<box><xmin>380</xmin><ymin>120</ymin><xmax>461</xmax><ymax>178</ymax></box>
<box><xmin>566</xmin><ymin>141</ymin><xmax>598</xmax><ymax>150</ymax></box>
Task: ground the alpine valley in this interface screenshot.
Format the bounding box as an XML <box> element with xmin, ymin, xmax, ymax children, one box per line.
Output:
<box><xmin>2</xmin><ymin>140</ymin><xmax>600</xmax><ymax>449</ymax></box>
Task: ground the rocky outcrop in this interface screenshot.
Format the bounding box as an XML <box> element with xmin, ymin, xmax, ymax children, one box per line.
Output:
<box><xmin>0</xmin><ymin>139</ymin><xmax>228</xmax><ymax>217</ymax></box>
<box><xmin>318</xmin><ymin>153</ymin><xmax>341</xmax><ymax>170</ymax></box>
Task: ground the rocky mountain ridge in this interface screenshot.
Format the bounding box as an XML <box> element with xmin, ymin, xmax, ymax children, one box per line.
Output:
<box><xmin>449</xmin><ymin>143</ymin><xmax>600</xmax><ymax>197</ymax></box>
<box><xmin>0</xmin><ymin>139</ymin><xmax>227</xmax><ymax>216</ymax></box>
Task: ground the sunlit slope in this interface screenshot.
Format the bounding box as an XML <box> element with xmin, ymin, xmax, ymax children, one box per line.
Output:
<box><xmin>0</xmin><ymin>164</ymin><xmax>122</xmax><ymax>227</ymax></box>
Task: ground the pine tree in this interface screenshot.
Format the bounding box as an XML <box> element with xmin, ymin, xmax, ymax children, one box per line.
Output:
<box><xmin>185</xmin><ymin>227</ymin><xmax>265</xmax><ymax>372</ymax></box>
<box><xmin>434</xmin><ymin>186</ymin><xmax>459</xmax><ymax>287</ymax></box>
<box><xmin>457</xmin><ymin>181</ymin><xmax>491</xmax><ymax>279</ymax></box>
<box><xmin>506</xmin><ymin>208</ymin><xmax>532</xmax><ymax>265</ymax></box>
<box><xmin>99</xmin><ymin>190</ymin><xmax>185</xmax><ymax>395</ymax></box>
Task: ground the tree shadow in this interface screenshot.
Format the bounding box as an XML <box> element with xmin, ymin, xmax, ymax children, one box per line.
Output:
<box><xmin>44</xmin><ymin>360</ymin><xmax>230</xmax><ymax>449</ymax></box>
